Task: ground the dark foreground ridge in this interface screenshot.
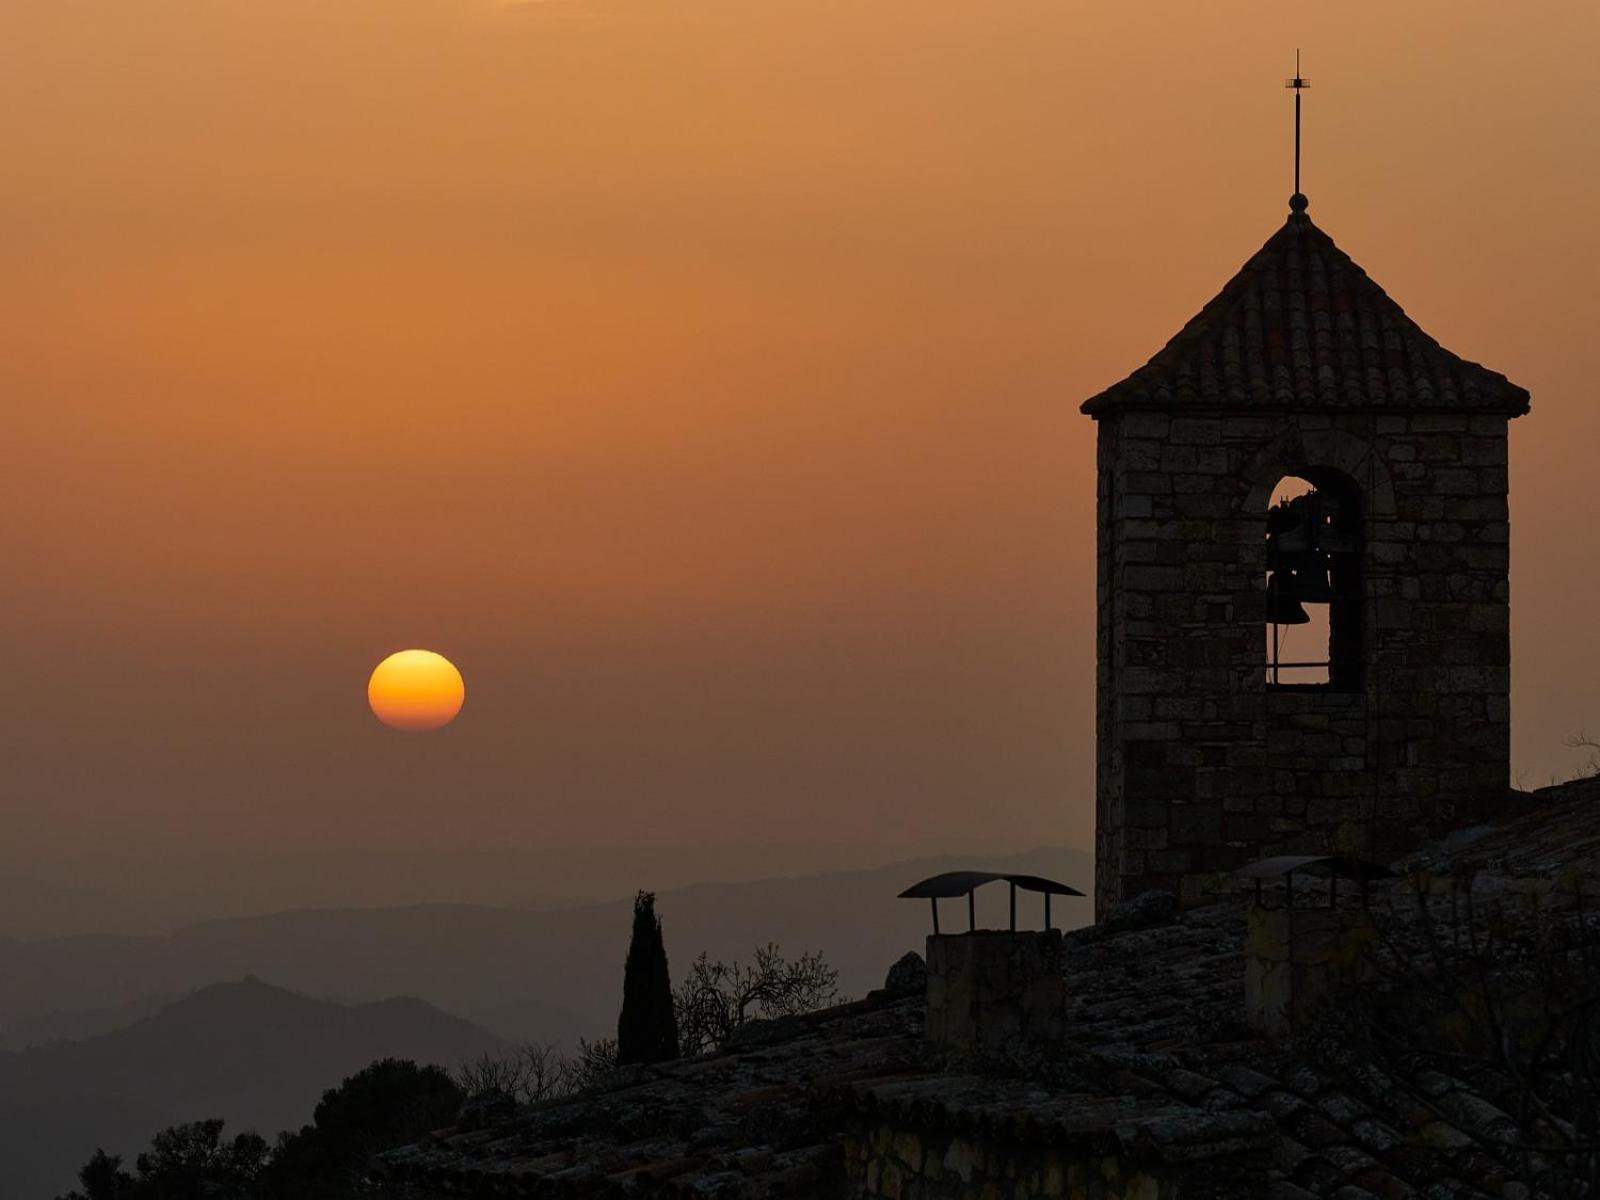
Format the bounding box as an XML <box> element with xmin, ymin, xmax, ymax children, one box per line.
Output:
<box><xmin>375</xmin><ymin>777</ymin><xmax>1600</xmax><ymax>1198</ymax></box>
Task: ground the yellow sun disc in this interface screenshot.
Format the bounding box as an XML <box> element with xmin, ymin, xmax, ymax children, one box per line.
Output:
<box><xmin>367</xmin><ymin>649</ymin><xmax>465</xmax><ymax>732</ymax></box>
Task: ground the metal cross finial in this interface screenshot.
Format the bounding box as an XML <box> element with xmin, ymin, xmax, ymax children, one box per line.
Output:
<box><xmin>1285</xmin><ymin>51</ymin><xmax>1310</xmax><ymax>202</ymax></box>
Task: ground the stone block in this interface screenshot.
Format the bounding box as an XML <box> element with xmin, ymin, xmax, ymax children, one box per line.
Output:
<box><xmin>1455</xmin><ymin>496</ymin><xmax>1507</xmax><ymax>520</ymax></box>
<box><xmin>1120</xmin><ymin>438</ymin><xmax>1164</xmax><ymax>470</ymax></box>
<box><xmin>1225</xmin><ymin>813</ymin><xmax>1271</xmax><ymax>842</ymax></box>
<box><xmin>1183</xmin><ymin>562</ymin><xmax>1227</xmax><ymax>591</ymax></box>
<box><xmin>1122</xmin><ymin>412</ymin><xmax>1172</xmax><ymax>439</ymax></box>
<box><xmin>1433</xmin><ymin>468</ymin><xmax>1480</xmax><ymax>495</ymax></box>
<box><xmin>1182</xmin><ymin>493</ymin><xmax>1232</xmax><ymax>518</ymax></box>
<box><xmin>1169</xmin><ymin>802</ymin><xmax>1223</xmax><ymax>844</ymax></box>
<box><xmin>1122</xmin><ymin>565</ymin><xmax>1183</xmax><ymax>592</ymax></box>
<box><xmin>1124</xmin><ymin>471</ymin><xmax>1174</xmax><ymax>494</ymax></box>
<box><xmin>1459</xmin><ymin>437</ymin><xmax>1507</xmax><ymax>467</ymax></box>
<box><xmin>1121</xmin><ymin>519</ymin><xmax>1173</xmax><ymax>542</ymax></box>
<box><xmin>1146</xmin><ymin>849</ymin><xmax>1193</xmax><ymax>873</ymax></box>
<box><xmin>1124</xmin><ymin>825</ymin><xmax>1169</xmax><ymax>850</ymax></box>
<box><xmin>1125</xmin><ymin>765</ymin><xmax>1188</xmax><ymax>799</ymax></box>
<box><xmin>1410</xmin><ymin>414</ymin><xmax>1472</xmax><ymax>434</ymax></box>
<box><xmin>1120</xmin><ymin>666</ymin><xmax>1185</xmax><ymax>694</ymax></box>
<box><xmin>1123</xmin><ymin>721</ymin><xmax>1182</xmax><ymax>742</ymax></box>
<box><xmin>1124</xmin><ymin>799</ymin><xmax>1170</xmax><ymax>828</ymax></box>
<box><xmin>1160</xmin><ymin>445</ymin><xmax>1198</xmax><ymax>472</ymax></box>
<box><xmin>1169</xmin><ymin>417</ymin><xmax>1223</xmax><ymax>444</ymax></box>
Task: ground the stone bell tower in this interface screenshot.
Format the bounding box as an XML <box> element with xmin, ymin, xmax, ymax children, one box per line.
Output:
<box><xmin>1081</xmin><ymin>191</ymin><xmax>1529</xmax><ymax>916</ymax></box>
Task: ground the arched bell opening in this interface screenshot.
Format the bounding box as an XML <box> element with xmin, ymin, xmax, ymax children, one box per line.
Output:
<box><xmin>1264</xmin><ymin>469</ymin><xmax>1363</xmax><ymax>690</ymax></box>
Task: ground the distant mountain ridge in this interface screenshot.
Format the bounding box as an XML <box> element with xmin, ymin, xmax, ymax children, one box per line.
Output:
<box><xmin>0</xmin><ymin>993</ymin><xmax>174</xmax><ymax>1053</ymax></box>
<box><xmin>0</xmin><ymin>847</ymin><xmax>1090</xmax><ymax>1050</ymax></box>
<box><xmin>0</xmin><ymin>838</ymin><xmax>1025</xmax><ymax>940</ymax></box>
<box><xmin>0</xmin><ymin>848</ymin><xmax>1090</xmax><ymax>1198</ymax></box>
<box><xmin>0</xmin><ymin>977</ymin><xmax>508</xmax><ymax>1200</ymax></box>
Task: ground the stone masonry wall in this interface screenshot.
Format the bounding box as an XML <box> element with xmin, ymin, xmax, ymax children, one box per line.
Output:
<box><xmin>847</xmin><ymin>1122</ymin><xmax>1173</xmax><ymax>1200</ymax></box>
<box><xmin>1095</xmin><ymin>410</ymin><xmax>1512</xmax><ymax>915</ymax></box>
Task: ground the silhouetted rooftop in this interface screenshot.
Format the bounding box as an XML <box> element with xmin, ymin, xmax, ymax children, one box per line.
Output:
<box><xmin>1081</xmin><ymin>201</ymin><xmax>1531</xmax><ymax>417</ymax></box>
<box><xmin>376</xmin><ymin>777</ymin><xmax>1599</xmax><ymax>1197</ymax></box>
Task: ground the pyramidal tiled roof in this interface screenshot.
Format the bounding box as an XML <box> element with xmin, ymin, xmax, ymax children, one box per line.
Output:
<box><xmin>1081</xmin><ymin>198</ymin><xmax>1530</xmax><ymax>416</ymax></box>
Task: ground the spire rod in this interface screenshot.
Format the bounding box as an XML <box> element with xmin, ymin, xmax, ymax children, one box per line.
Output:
<box><xmin>1285</xmin><ymin>51</ymin><xmax>1310</xmax><ymax>207</ymax></box>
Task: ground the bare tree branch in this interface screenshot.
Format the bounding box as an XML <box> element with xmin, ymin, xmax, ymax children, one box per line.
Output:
<box><xmin>673</xmin><ymin>945</ymin><xmax>841</xmax><ymax>1056</ymax></box>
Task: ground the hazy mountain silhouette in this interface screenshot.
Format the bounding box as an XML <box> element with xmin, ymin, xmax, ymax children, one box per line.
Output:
<box><xmin>0</xmin><ymin>848</ymin><xmax>1089</xmax><ymax>1052</ymax></box>
<box><xmin>0</xmin><ymin>839</ymin><xmax>1013</xmax><ymax>939</ymax></box>
<box><xmin>0</xmin><ymin>976</ymin><xmax>508</xmax><ymax>1200</ymax></box>
<box><xmin>0</xmin><ymin>993</ymin><xmax>174</xmax><ymax>1053</ymax></box>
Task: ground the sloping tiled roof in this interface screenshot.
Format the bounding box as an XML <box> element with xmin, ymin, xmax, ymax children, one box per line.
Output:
<box><xmin>1081</xmin><ymin>199</ymin><xmax>1530</xmax><ymax>417</ymax></box>
<box><xmin>375</xmin><ymin>994</ymin><xmax>925</xmax><ymax>1196</ymax></box>
<box><xmin>376</xmin><ymin>779</ymin><xmax>1599</xmax><ymax>1198</ymax></box>
<box><xmin>842</xmin><ymin>903</ymin><xmax>1529</xmax><ymax>1199</ymax></box>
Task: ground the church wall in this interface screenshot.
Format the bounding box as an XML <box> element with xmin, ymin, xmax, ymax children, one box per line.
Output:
<box><xmin>1094</xmin><ymin>409</ymin><xmax>1512</xmax><ymax>915</ymax></box>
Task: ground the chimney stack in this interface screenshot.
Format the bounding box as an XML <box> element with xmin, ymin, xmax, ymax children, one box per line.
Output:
<box><xmin>1236</xmin><ymin>855</ymin><xmax>1389</xmax><ymax>1040</ymax></box>
<box><xmin>1245</xmin><ymin>902</ymin><xmax>1377</xmax><ymax>1040</ymax></box>
<box><xmin>925</xmin><ymin>931</ymin><xmax>1066</xmax><ymax>1062</ymax></box>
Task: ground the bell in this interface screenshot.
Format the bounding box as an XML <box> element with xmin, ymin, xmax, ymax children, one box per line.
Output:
<box><xmin>1266</xmin><ymin>570</ymin><xmax>1317</xmax><ymax>625</ymax></box>
<box><xmin>1270</xmin><ymin>526</ymin><xmax>1311</xmax><ymax>555</ymax></box>
<box><xmin>1269</xmin><ymin>565</ymin><xmax>1334</xmax><ymax>605</ymax></box>
<box><xmin>1266</xmin><ymin>505</ymin><xmax>1303</xmax><ymax>536</ymax></box>
<box><xmin>1266</xmin><ymin>593</ymin><xmax>1311</xmax><ymax>625</ymax></box>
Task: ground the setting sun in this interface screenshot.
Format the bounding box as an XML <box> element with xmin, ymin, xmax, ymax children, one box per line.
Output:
<box><xmin>367</xmin><ymin>650</ymin><xmax>466</xmax><ymax>732</ymax></box>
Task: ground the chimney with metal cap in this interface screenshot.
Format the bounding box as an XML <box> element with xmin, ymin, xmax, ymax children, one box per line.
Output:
<box><xmin>899</xmin><ymin>871</ymin><xmax>1084</xmax><ymax>1062</ymax></box>
<box><xmin>1238</xmin><ymin>855</ymin><xmax>1389</xmax><ymax>1040</ymax></box>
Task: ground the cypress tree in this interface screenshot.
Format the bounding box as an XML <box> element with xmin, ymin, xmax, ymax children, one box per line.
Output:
<box><xmin>616</xmin><ymin>890</ymin><xmax>680</xmax><ymax>1065</ymax></box>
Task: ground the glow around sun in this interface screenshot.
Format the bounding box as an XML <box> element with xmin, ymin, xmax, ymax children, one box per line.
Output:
<box><xmin>367</xmin><ymin>649</ymin><xmax>465</xmax><ymax>732</ymax></box>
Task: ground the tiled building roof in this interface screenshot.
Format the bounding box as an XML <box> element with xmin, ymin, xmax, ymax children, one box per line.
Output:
<box><xmin>375</xmin><ymin>993</ymin><xmax>925</xmax><ymax>1196</ymax></box>
<box><xmin>376</xmin><ymin>779</ymin><xmax>1599</xmax><ymax>1197</ymax></box>
<box><xmin>1081</xmin><ymin>201</ymin><xmax>1530</xmax><ymax>417</ymax></box>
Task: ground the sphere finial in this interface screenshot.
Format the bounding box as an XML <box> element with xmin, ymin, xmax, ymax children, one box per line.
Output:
<box><xmin>1289</xmin><ymin>192</ymin><xmax>1309</xmax><ymax>213</ymax></box>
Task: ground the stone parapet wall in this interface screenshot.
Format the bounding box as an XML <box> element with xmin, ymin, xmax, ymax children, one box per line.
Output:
<box><xmin>1094</xmin><ymin>410</ymin><xmax>1514</xmax><ymax>914</ymax></box>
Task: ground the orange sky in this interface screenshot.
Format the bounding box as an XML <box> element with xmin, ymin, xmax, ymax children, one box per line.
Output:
<box><xmin>1</xmin><ymin>0</ymin><xmax>1595</xmax><ymax>914</ymax></box>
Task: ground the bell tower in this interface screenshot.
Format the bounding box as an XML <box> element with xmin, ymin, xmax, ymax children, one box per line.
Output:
<box><xmin>1081</xmin><ymin>192</ymin><xmax>1530</xmax><ymax>915</ymax></box>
